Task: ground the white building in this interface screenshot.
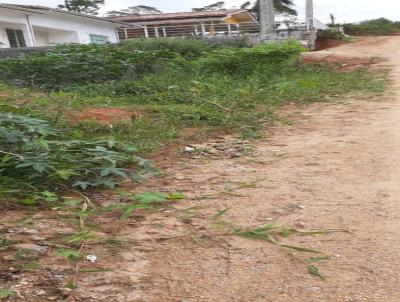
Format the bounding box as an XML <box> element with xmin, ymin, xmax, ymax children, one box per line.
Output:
<box><xmin>0</xmin><ymin>4</ymin><xmax>129</xmax><ymax>48</ymax></box>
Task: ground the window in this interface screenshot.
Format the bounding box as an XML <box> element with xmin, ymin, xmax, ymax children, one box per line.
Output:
<box><xmin>90</xmin><ymin>34</ymin><xmax>108</xmax><ymax>45</ymax></box>
<box><xmin>6</xmin><ymin>29</ymin><xmax>26</xmax><ymax>48</ymax></box>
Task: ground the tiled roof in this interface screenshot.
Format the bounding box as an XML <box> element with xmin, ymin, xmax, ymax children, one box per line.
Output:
<box><xmin>110</xmin><ymin>9</ymin><xmax>248</xmax><ymax>23</ymax></box>
<box><xmin>0</xmin><ymin>3</ymin><xmax>130</xmax><ymax>25</ymax></box>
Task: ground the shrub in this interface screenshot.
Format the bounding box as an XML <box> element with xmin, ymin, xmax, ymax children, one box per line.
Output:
<box><xmin>195</xmin><ymin>40</ymin><xmax>304</xmax><ymax>75</ymax></box>
<box><xmin>317</xmin><ymin>29</ymin><xmax>344</xmax><ymax>40</ymax></box>
<box><xmin>0</xmin><ymin>44</ymin><xmax>185</xmax><ymax>90</ymax></box>
<box><xmin>121</xmin><ymin>37</ymin><xmax>251</xmax><ymax>60</ymax></box>
<box><xmin>343</xmin><ymin>18</ymin><xmax>400</xmax><ymax>36</ymax></box>
<box><xmin>121</xmin><ymin>37</ymin><xmax>214</xmax><ymax>59</ymax></box>
<box><xmin>0</xmin><ymin>112</ymin><xmax>148</xmax><ymax>195</ymax></box>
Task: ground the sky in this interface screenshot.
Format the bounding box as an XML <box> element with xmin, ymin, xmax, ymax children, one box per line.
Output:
<box><xmin>2</xmin><ymin>0</ymin><xmax>400</xmax><ymax>23</ymax></box>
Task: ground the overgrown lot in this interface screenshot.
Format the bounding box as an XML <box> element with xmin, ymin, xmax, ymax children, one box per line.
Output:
<box><xmin>0</xmin><ymin>38</ymin><xmax>385</xmax><ymax>198</ymax></box>
<box><xmin>343</xmin><ymin>18</ymin><xmax>400</xmax><ymax>36</ymax></box>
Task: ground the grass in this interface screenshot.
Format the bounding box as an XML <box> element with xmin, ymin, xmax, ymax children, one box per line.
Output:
<box><xmin>0</xmin><ymin>39</ymin><xmax>386</xmax><ymax>196</ymax></box>
<box><xmin>0</xmin><ymin>39</ymin><xmax>387</xmax><ymax>291</ymax></box>
<box><xmin>229</xmin><ymin>222</ymin><xmax>330</xmax><ymax>279</ymax></box>
<box><xmin>343</xmin><ymin>18</ymin><xmax>400</xmax><ymax>36</ymax></box>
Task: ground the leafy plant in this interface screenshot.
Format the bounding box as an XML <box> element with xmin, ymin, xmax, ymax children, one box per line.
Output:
<box><xmin>0</xmin><ymin>112</ymin><xmax>149</xmax><ymax>195</ymax></box>
<box><xmin>56</xmin><ymin>249</ymin><xmax>81</xmax><ymax>261</ymax></box>
<box><xmin>135</xmin><ymin>191</ymin><xmax>166</xmax><ymax>204</ymax></box>
<box><xmin>101</xmin><ymin>191</ymin><xmax>186</xmax><ymax>220</ymax></box>
<box><xmin>0</xmin><ymin>289</ymin><xmax>15</xmax><ymax>300</ymax></box>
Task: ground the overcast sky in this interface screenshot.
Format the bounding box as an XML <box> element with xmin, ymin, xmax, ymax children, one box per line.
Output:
<box><xmin>2</xmin><ymin>0</ymin><xmax>399</xmax><ymax>23</ymax></box>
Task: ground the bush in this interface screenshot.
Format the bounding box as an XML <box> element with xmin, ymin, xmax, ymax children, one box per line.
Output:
<box><xmin>0</xmin><ymin>111</ymin><xmax>148</xmax><ymax>195</ymax></box>
<box><xmin>317</xmin><ymin>29</ymin><xmax>344</xmax><ymax>40</ymax></box>
<box><xmin>0</xmin><ymin>44</ymin><xmax>185</xmax><ymax>90</ymax></box>
<box><xmin>195</xmin><ymin>40</ymin><xmax>304</xmax><ymax>75</ymax></box>
<box><xmin>121</xmin><ymin>37</ymin><xmax>251</xmax><ymax>60</ymax></box>
<box><xmin>343</xmin><ymin>18</ymin><xmax>400</xmax><ymax>36</ymax></box>
<box><xmin>121</xmin><ymin>37</ymin><xmax>214</xmax><ymax>59</ymax></box>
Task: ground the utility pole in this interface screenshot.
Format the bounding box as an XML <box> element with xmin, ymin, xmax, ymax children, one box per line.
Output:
<box><xmin>305</xmin><ymin>0</ymin><xmax>316</xmax><ymax>49</ymax></box>
<box><xmin>305</xmin><ymin>0</ymin><xmax>314</xmax><ymax>31</ymax></box>
<box><xmin>259</xmin><ymin>0</ymin><xmax>275</xmax><ymax>41</ymax></box>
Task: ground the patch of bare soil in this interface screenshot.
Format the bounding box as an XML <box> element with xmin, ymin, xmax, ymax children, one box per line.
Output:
<box><xmin>75</xmin><ymin>108</ymin><xmax>136</xmax><ymax>124</ymax></box>
<box><xmin>315</xmin><ymin>38</ymin><xmax>347</xmax><ymax>51</ymax></box>
<box><xmin>2</xmin><ymin>36</ymin><xmax>400</xmax><ymax>302</ymax></box>
<box><xmin>301</xmin><ymin>53</ymin><xmax>384</xmax><ymax>71</ymax></box>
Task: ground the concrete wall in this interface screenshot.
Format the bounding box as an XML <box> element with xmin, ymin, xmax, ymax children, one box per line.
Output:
<box><xmin>201</xmin><ymin>28</ymin><xmax>313</xmax><ymax>47</ymax></box>
<box><xmin>0</xmin><ymin>46</ymin><xmax>51</xmax><ymax>59</ymax></box>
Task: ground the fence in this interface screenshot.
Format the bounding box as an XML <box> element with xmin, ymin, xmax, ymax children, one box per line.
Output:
<box><xmin>118</xmin><ymin>22</ymin><xmax>261</xmax><ymax>40</ymax></box>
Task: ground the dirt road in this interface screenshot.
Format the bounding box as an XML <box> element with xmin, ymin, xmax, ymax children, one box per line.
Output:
<box><xmin>115</xmin><ymin>37</ymin><xmax>399</xmax><ymax>302</ymax></box>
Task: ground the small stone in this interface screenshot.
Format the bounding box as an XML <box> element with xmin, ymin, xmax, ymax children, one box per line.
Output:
<box><xmin>230</xmin><ymin>153</ymin><xmax>241</xmax><ymax>158</ymax></box>
<box><xmin>295</xmin><ymin>221</ymin><xmax>306</xmax><ymax>228</ymax></box>
<box><xmin>3</xmin><ymin>254</ymin><xmax>15</xmax><ymax>261</ymax></box>
<box><xmin>137</xmin><ymin>246</ymin><xmax>152</xmax><ymax>252</ymax></box>
<box><xmin>30</xmin><ymin>236</ymin><xmax>46</xmax><ymax>241</ymax></box>
<box><xmin>272</xmin><ymin>209</ymin><xmax>284</xmax><ymax>215</ymax></box>
<box><xmin>120</xmin><ymin>252</ymin><xmax>136</xmax><ymax>261</ymax></box>
<box><xmin>307</xmin><ymin>287</ymin><xmax>321</xmax><ymax>292</ymax></box>
<box><xmin>21</xmin><ymin>228</ymin><xmax>39</xmax><ymax>235</ymax></box>
<box><xmin>146</xmin><ymin>230</ymin><xmax>158</xmax><ymax>235</ymax></box>
<box><xmin>13</xmin><ymin>243</ymin><xmax>48</xmax><ymax>254</ymax></box>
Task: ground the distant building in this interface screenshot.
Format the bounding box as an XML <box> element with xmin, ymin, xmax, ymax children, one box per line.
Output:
<box><xmin>0</xmin><ymin>4</ymin><xmax>129</xmax><ymax>48</ymax></box>
<box><xmin>109</xmin><ymin>9</ymin><xmax>260</xmax><ymax>40</ymax></box>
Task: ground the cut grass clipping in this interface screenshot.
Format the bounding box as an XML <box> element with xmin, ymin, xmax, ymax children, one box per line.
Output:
<box><xmin>221</xmin><ymin>218</ymin><xmax>330</xmax><ymax>280</ymax></box>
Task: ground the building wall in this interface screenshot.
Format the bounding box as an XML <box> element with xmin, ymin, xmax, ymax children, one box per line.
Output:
<box><xmin>29</xmin><ymin>14</ymin><xmax>119</xmax><ymax>44</ymax></box>
<box><xmin>0</xmin><ymin>9</ymin><xmax>34</xmax><ymax>47</ymax></box>
<box><xmin>0</xmin><ymin>7</ymin><xmax>119</xmax><ymax>48</ymax></box>
<box><xmin>34</xmin><ymin>30</ymin><xmax>49</xmax><ymax>46</ymax></box>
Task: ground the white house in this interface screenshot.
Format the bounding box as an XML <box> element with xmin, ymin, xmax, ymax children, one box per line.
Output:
<box><xmin>0</xmin><ymin>4</ymin><xmax>130</xmax><ymax>48</ymax></box>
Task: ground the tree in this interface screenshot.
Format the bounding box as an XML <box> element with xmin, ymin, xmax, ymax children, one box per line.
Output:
<box><xmin>329</xmin><ymin>13</ymin><xmax>336</xmax><ymax>26</ymax></box>
<box><xmin>58</xmin><ymin>0</ymin><xmax>105</xmax><ymax>15</ymax></box>
<box><xmin>192</xmin><ymin>1</ymin><xmax>226</xmax><ymax>12</ymax></box>
<box><xmin>241</xmin><ymin>0</ymin><xmax>297</xmax><ymax>17</ymax></box>
<box><xmin>107</xmin><ymin>5</ymin><xmax>162</xmax><ymax>17</ymax></box>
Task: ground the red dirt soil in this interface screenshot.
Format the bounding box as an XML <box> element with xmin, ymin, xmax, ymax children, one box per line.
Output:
<box><xmin>76</xmin><ymin>108</ymin><xmax>135</xmax><ymax>124</ymax></box>
<box><xmin>315</xmin><ymin>38</ymin><xmax>347</xmax><ymax>51</ymax></box>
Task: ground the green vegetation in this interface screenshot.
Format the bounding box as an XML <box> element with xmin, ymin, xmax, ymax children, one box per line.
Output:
<box><xmin>317</xmin><ymin>28</ymin><xmax>345</xmax><ymax>40</ymax></box>
<box><xmin>212</xmin><ymin>214</ymin><xmax>331</xmax><ymax>279</ymax></box>
<box><xmin>120</xmin><ymin>37</ymin><xmax>250</xmax><ymax>59</ymax></box>
<box><xmin>0</xmin><ymin>289</ymin><xmax>15</xmax><ymax>299</ymax></box>
<box><xmin>343</xmin><ymin>18</ymin><xmax>400</xmax><ymax>36</ymax></box>
<box><xmin>0</xmin><ymin>38</ymin><xmax>385</xmax><ymax>198</ymax></box>
<box><xmin>0</xmin><ymin>111</ymin><xmax>149</xmax><ymax>195</ymax></box>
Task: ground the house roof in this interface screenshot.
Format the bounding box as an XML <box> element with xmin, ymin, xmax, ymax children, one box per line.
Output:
<box><xmin>110</xmin><ymin>9</ymin><xmax>256</xmax><ymax>24</ymax></box>
<box><xmin>0</xmin><ymin>3</ymin><xmax>131</xmax><ymax>26</ymax></box>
